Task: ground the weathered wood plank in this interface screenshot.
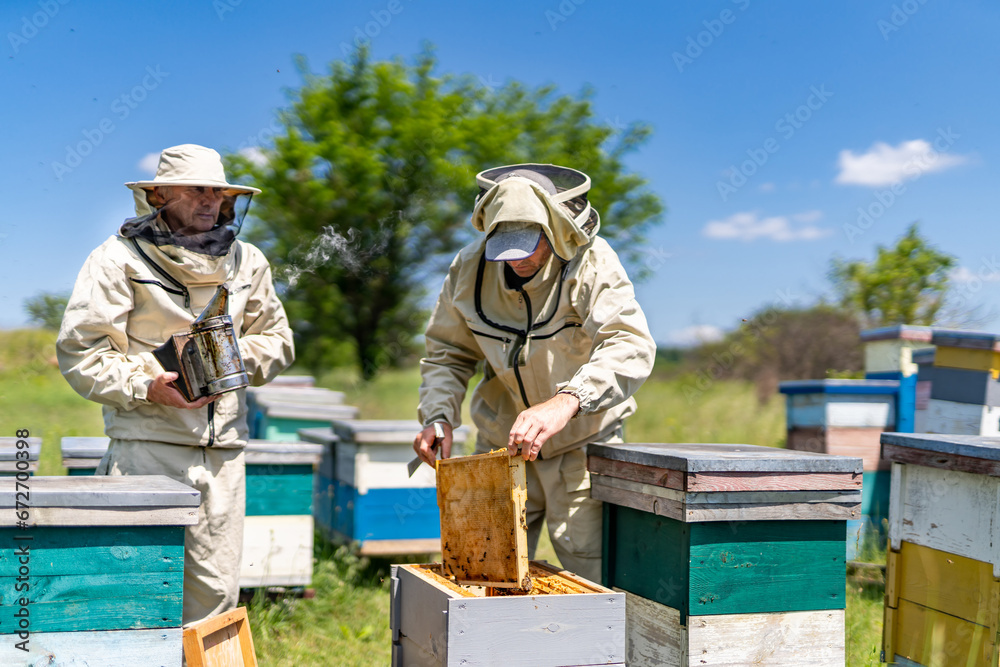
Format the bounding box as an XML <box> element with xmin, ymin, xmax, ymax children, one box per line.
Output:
<box><xmin>925</xmin><ymin>398</ymin><xmax>1000</xmax><ymax>436</ymax></box>
<box><xmin>618</xmin><ymin>590</ymin><xmax>684</xmax><ymax>667</ymax></box>
<box><xmin>0</xmin><ymin>475</ymin><xmax>200</xmax><ymax>508</ymax></box>
<box><xmin>897</xmin><ymin>541</ymin><xmax>997</xmax><ymax>627</ymax></box>
<box><xmin>589</xmin><ymin>455</ymin><xmax>860</xmax><ymax>492</ymax></box>
<box><xmin>895</xmin><ymin>598</ymin><xmax>994</xmax><ymax>666</ymax></box>
<box><xmin>60</xmin><ymin>435</ymin><xmax>110</xmax><ymax>459</ymax></box>
<box><xmin>437</xmin><ymin>452</ymin><xmax>529</xmax><ymax>588</ymax></box>
<box><xmin>932</xmin><ymin>330</ymin><xmax>1000</xmax><ymax>352</ymax></box>
<box><xmin>0</xmin><ymin>437</ymin><xmax>42</xmax><ymax>461</ymax></box>
<box><xmin>0</xmin><ymin>628</ymin><xmax>183</xmax><ymax>667</ymax></box>
<box><xmin>391</xmin><ymin>636</ymin><xmax>440</xmax><ymax>667</ymax></box>
<box><xmin>0</xmin><ymin>572</ymin><xmax>183</xmax><ymax>632</ymax></box>
<box><xmin>882</xmin><ymin>432</ymin><xmax>1000</xmax><ymax>463</ymax></box>
<box><xmin>888</xmin><ymin>462</ymin><xmax>904</xmax><ymax>551</ymax></box>
<box><xmin>0</xmin><ymin>526</ymin><xmax>183</xmax><ymax>577</ymax></box>
<box><xmin>447</xmin><ymin>593</ymin><xmax>626</xmax><ymax>666</ymax></box>
<box><xmin>591</xmin><ymin>475</ymin><xmax>860</xmax><ymax>523</ymax></box>
<box><xmin>929</xmin><ymin>366</ymin><xmax>1000</xmax><ymax>406</ymax></box>
<box><xmin>360</xmin><ymin>538</ymin><xmax>441</xmax><ymax>556</ymax></box>
<box><xmin>934</xmin><ymin>345</ymin><xmax>1000</xmax><ymax>376</ymax></box>
<box><xmin>891</xmin><ymin>464</ymin><xmax>998</xmax><ymax>565</ymax></box>
<box><xmin>240</xmin><ymin>514</ymin><xmax>314</xmax><ymax>588</ymax></box>
<box><xmin>586</xmin><ymin>455</ymin><xmax>685</xmax><ymax>490</ymax></box>
<box><xmin>686</xmin><ymin>609</ymin><xmax>845</xmax><ymax>666</ymax></box>
<box><xmin>0</xmin><ymin>506</ymin><xmax>199</xmax><ymax>527</ymax></box>
<box><xmin>588</xmin><ymin>443</ymin><xmax>862</xmax><ymax>474</ymax></box>
<box><xmin>394</xmin><ymin>564</ymin><xmax>454</xmax><ymax>662</ymax></box>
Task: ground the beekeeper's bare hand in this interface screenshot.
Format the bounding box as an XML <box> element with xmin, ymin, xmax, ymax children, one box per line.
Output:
<box><xmin>147</xmin><ymin>372</ymin><xmax>217</xmax><ymax>409</ymax></box>
<box><xmin>413</xmin><ymin>422</ymin><xmax>453</xmax><ymax>467</ymax></box>
<box><xmin>508</xmin><ymin>393</ymin><xmax>580</xmax><ymax>461</ymax></box>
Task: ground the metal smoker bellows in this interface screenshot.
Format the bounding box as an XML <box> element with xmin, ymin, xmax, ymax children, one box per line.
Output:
<box><xmin>153</xmin><ymin>285</ymin><xmax>249</xmax><ymax>402</ymax></box>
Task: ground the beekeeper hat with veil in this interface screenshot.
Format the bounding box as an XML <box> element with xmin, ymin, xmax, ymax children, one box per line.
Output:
<box><xmin>120</xmin><ymin>144</ymin><xmax>260</xmax><ymax>257</ymax></box>
<box><xmin>471</xmin><ymin>163</ymin><xmax>601</xmax><ymax>263</ymax></box>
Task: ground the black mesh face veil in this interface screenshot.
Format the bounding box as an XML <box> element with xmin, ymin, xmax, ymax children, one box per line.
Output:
<box><xmin>475</xmin><ymin>164</ymin><xmax>599</xmax><ymax>235</ymax></box>
<box><xmin>119</xmin><ymin>192</ymin><xmax>253</xmax><ymax>257</ymax></box>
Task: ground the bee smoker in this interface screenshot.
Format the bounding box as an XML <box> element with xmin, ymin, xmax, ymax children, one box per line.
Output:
<box><xmin>153</xmin><ymin>285</ymin><xmax>249</xmax><ymax>402</ymax></box>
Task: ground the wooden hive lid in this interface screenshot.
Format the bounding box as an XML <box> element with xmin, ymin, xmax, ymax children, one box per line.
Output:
<box><xmin>331</xmin><ymin>419</ymin><xmax>470</xmax><ymax>445</ymax></box>
<box><xmin>245</xmin><ymin>439</ymin><xmax>323</xmax><ymax>465</ymax></box>
<box><xmin>256</xmin><ymin>399</ymin><xmax>359</xmax><ymax>420</ymax></box>
<box><xmin>248</xmin><ymin>385</ymin><xmax>345</xmax><ymax>404</ymax></box>
<box><xmin>778</xmin><ymin>379</ymin><xmax>899</xmax><ymax>395</ymax></box>
<box><xmin>436</xmin><ymin>451</ymin><xmax>530</xmax><ymax>588</ymax></box>
<box><xmin>931</xmin><ymin>328</ymin><xmax>1000</xmax><ymax>351</ymax></box>
<box><xmin>589</xmin><ymin>443</ymin><xmax>863</xmax><ymax>474</ymax></box>
<box><xmin>859</xmin><ymin>325</ymin><xmax>935</xmax><ymax>343</ymax></box>
<box><xmin>0</xmin><ymin>475</ymin><xmax>200</xmax><ymax>527</ymax></box>
<box><xmin>882</xmin><ymin>432</ymin><xmax>1000</xmax><ymax>477</ymax></box>
<box><xmin>297</xmin><ymin>427</ymin><xmax>340</xmax><ymax>446</ymax></box>
<box><xmin>60</xmin><ymin>436</ymin><xmax>110</xmax><ymax>459</ymax></box>
<box><xmin>0</xmin><ymin>437</ymin><xmax>42</xmax><ymax>461</ymax></box>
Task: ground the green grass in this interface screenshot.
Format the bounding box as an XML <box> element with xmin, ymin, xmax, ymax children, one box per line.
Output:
<box><xmin>1</xmin><ymin>330</ymin><xmax>883</xmax><ymax>664</ymax></box>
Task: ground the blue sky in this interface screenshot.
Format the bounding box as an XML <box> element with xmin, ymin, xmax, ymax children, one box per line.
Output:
<box><xmin>2</xmin><ymin>0</ymin><xmax>998</xmax><ymax>346</ymax></box>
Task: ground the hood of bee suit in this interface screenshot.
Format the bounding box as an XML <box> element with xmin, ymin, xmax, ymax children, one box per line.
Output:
<box><xmin>471</xmin><ymin>163</ymin><xmax>601</xmax><ymax>262</ymax></box>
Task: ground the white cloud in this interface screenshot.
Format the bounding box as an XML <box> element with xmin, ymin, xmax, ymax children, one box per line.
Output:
<box><xmin>952</xmin><ymin>266</ymin><xmax>1000</xmax><ymax>284</ymax></box>
<box><xmin>137</xmin><ymin>152</ymin><xmax>159</xmax><ymax>175</ymax></box>
<box><xmin>702</xmin><ymin>211</ymin><xmax>832</xmax><ymax>242</ymax></box>
<box><xmin>758</xmin><ymin>182</ymin><xmax>776</xmax><ymax>193</ymax></box>
<box><xmin>836</xmin><ymin>139</ymin><xmax>967</xmax><ymax>187</ymax></box>
<box><xmin>239</xmin><ymin>146</ymin><xmax>268</xmax><ymax>167</ymax></box>
<box><xmin>666</xmin><ymin>325</ymin><xmax>725</xmax><ymax>348</ymax></box>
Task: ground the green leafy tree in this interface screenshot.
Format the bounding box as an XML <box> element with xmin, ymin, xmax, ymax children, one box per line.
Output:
<box><xmin>227</xmin><ymin>48</ymin><xmax>663</xmax><ymax>379</ymax></box>
<box><xmin>829</xmin><ymin>223</ymin><xmax>955</xmax><ymax>328</ymax></box>
<box><xmin>24</xmin><ymin>291</ymin><xmax>69</xmax><ymax>331</ymax></box>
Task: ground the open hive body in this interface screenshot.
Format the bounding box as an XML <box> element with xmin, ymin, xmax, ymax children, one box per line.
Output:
<box><xmin>301</xmin><ymin>420</ymin><xmax>470</xmax><ymax>555</ymax></box>
<box><xmin>390</xmin><ymin>561</ymin><xmax>625</xmax><ymax>667</ymax></box>
<box><xmin>881</xmin><ymin>432</ymin><xmax>1000</xmax><ymax>666</ymax></box>
<box><xmin>0</xmin><ymin>475</ymin><xmax>199</xmax><ymax>666</ymax></box>
<box><xmin>591</xmin><ymin>442</ymin><xmax>859</xmax><ymax>667</ymax></box>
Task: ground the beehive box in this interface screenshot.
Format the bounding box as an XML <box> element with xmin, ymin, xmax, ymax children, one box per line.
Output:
<box><xmin>390</xmin><ymin>561</ymin><xmax>625</xmax><ymax>666</ymax></box>
<box><xmin>300</xmin><ymin>421</ymin><xmax>469</xmax><ymax>555</ymax></box>
<box><xmin>60</xmin><ymin>436</ymin><xmax>322</xmax><ymax>589</ymax></box>
<box><xmin>246</xmin><ymin>385</ymin><xmax>345</xmax><ymax>438</ymax></box>
<box><xmin>252</xmin><ymin>398</ymin><xmax>359</xmax><ymax>441</ymax></box>
<box><xmin>881</xmin><ymin>432</ymin><xmax>1000</xmax><ymax>665</ymax></box>
<box><xmin>61</xmin><ymin>436</ymin><xmax>110</xmax><ymax>475</ymax></box>
<box><xmin>241</xmin><ymin>439</ymin><xmax>323</xmax><ymax>588</ymax></box>
<box><xmin>0</xmin><ymin>437</ymin><xmax>41</xmax><ymax>476</ymax></box>
<box><xmin>861</xmin><ymin>325</ymin><xmax>934</xmax><ymax>434</ymax></box>
<box><xmin>0</xmin><ymin>475</ymin><xmax>199</xmax><ymax>666</ymax></box>
<box><xmin>780</xmin><ymin>379</ymin><xmax>897</xmax><ymax>558</ymax></box>
<box><xmin>590</xmin><ymin>443</ymin><xmax>859</xmax><ymax>666</ymax></box>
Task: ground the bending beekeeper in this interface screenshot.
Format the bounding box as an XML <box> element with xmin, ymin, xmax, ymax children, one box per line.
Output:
<box><xmin>57</xmin><ymin>144</ymin><xmax>294</xmax><ymax>625</ymax></box>
<box><xmin>413</xmin><ymin>164</ymin><xmax>655</xmax><ymax>582</ymax></box>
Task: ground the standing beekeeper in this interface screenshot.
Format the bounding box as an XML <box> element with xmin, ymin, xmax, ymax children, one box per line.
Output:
<box><xmin>413</xmin><ymin>164</ymin><xmax>655</xmax><ymax>582</ymax></box>
<box><xmin>57</xmin><ymin>144</ymin><xmax>294</xmax><ymax>625</ymax></box>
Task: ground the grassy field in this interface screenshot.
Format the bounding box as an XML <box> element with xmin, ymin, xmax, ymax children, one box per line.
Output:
<box><xmin>1</xmin><ymin>329</ymin><xmax>883</xmax><ymax>664</ymax></box>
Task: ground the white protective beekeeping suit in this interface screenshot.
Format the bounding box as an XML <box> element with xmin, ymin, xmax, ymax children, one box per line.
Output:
<box><xmin>57</xmin><ymin>144</ymin><xmax>294</xmax><ymax>624</ymax></box>
<box><xmin>418</xmin><ymin>164</ymin><xmax>655</xmax><ymax>581</ymax></box>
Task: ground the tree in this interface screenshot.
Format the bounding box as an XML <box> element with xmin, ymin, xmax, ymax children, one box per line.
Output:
<box><xmin>686</xmin><ymin>304</ymin><xmax>863</xmax><ymax>403</ymax></box>
<box><xmin>829</xmin><ymin>223</ymin><xmax>954</xmax><ymax>328</ymax></box>
<box><xmin>24</xmin><ymin>291</ymin><xmax>69</xmax><ymax>331</ymax></box>
<box><xmin>226</xmin><ymin>48</ymin><xmax>664</xmax><ymax>379</ymax></box>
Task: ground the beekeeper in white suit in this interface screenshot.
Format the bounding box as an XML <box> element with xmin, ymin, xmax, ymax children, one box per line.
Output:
<box><xmin>414</xmin><ymin>164</ymin><xmax>655</xmax><ymax>582</ymax></box>
<box><xmin>57</xmin><ymin>144</ymin><xmax>294</xmax><ymax>624</ymax></box>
